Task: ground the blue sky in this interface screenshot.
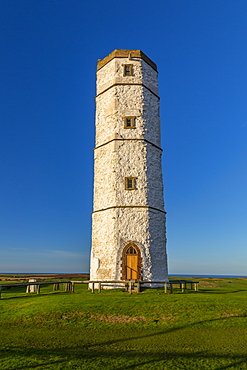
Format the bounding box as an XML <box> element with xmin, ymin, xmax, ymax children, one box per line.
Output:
<box><xmin>0</xmin><ymin>0</ymin><xmax>246</xmax><ymax>275</ymax></box>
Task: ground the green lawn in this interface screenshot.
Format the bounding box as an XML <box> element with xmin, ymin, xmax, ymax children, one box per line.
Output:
<box><xmin>1</xmin><ymin>278</ymin><xmax>247</xmax><ymax>369</ymax></box>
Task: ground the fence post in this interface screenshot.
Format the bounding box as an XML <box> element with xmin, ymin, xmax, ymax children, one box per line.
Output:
<box><xmin>128</xmin><ymin>281</ymin><xmax>132</xmax><ymax>294</ymax></box>
<box><xmin>170</xmin><ymin>283</ymin><xmax>173</xmax><ymax>294</ymax></box>
<box><xmin>136</xmin><ymin>281</ymin><xmax>140</xmax><ymax>293</ymax></box>
<box><xmin>53</xmin><ymin>283</ymin><xmax>60</xmax><ymax>291</ymax></box>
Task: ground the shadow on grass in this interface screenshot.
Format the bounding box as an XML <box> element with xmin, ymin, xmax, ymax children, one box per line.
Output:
<box><xmin>1</xmin><ymin>346</ymin><xmax>247</xmax><ymax>370</ymax></box>
<box><xmin>1</xmin><ymin>316</ymin><xmax>247</xmax><ymax>369</ymax></box>
<box><xmin>198</xmin><ymin>288</ymin><xmax>247</xmax><ymax>295</ymax></box>
<box><xmin>1</xmin><ymin>291</ymin><xmax>72</xmax><ymax>300</ymax></box>
<box><xmin>82</xmin><ymin>315</ymin><xmax>247</xmax><ymax>348</ymax></box>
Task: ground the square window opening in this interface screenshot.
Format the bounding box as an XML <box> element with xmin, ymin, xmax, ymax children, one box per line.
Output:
<box><xmin>125</xmin><ymin>177</ymin><xmax>136</xmax><ymax>190</ymax></box>
<box><xmin>123</xmin><ymin>64</ymin><xmax>133</xmax><ymax>76</ymax></box>
<box><xmin>124</xmin><ymin>117</ymin><xmax>135</xmax><ymax>129</ymax></box>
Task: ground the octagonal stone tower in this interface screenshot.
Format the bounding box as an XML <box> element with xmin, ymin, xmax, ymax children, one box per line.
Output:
<box><xmin>90</xmin><ymin>49</ymin><xmax>168</xmax><ymax>283</ymax></box>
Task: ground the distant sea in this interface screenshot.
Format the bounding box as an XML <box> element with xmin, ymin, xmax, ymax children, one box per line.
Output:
<box><xmin>0</xmin><ymin>272</ymin><xmax>88</xmax><ymax>275</ymax></box>
<box><xmin>1</xmin><ymin>273</ymin><xmax>247</xmax><ymax>278</ymax></box>
<box><xmin>169</xmin><ymin>274</ymin><xmax>247</xmax><ymax>278</ymax></box>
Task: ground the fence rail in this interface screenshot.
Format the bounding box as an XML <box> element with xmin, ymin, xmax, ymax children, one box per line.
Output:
<box><xmin>0</xmin><ymin>280</ymin><xmax>73</xmax><ymax>298</ymax></box>
<box><xmin>0</xmin><ymin>279</ymin><xmax>199</xmax><ymax>298</ymax></box>
<box><xmin>71</xmin><ymin>279</ymin><xmax>199</xmax><ymax>294</ymax></box>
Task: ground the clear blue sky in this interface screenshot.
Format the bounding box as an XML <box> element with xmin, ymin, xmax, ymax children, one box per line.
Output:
<box><xmin>1</xmin><ymin>0</ymin><xmax>246</xmax><ymax>275</ymax></box>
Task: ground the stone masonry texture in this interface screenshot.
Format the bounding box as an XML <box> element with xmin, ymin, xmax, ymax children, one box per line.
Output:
<box><xmin>90</xmin><ymin>50</ymin><xmax>168</xmax><ymax>283</ymax></box>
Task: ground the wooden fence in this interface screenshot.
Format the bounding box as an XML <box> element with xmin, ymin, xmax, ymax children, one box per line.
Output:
<box><xmin>0</xmin><ymin>279</ymin><xmax>199</xmax><ymax>298</ymax></box>
<box><xmin>0</xmin><ymin>280</ymin><xmax>73</xmax><ymax>298</ymax></box>
<box><xmin>71</xmin><ymin>279</ymin><xmax>199</xmax><ymax>294</ymax></box>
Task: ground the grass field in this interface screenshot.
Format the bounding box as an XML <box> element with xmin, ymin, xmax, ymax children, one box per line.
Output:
<box><xmin>1</xmin><ymin>277</ymin><xmax>247</xmax><ymax>369</ymax></box>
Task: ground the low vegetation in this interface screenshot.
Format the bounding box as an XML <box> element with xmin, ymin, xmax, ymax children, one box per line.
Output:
<box><xmin>1</xmin><ymin>277</ymin><xmax>247</xmax><ymax>369</ymax></box>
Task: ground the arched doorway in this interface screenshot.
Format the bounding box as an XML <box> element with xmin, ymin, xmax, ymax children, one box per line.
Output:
<box><xmin>122</xmin><ymin>244</ymin><xmax>142</xmax><ymax>280</ymax></box>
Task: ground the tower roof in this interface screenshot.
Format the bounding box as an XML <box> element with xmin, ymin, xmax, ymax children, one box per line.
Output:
<box><xmin>97</xmin><ymin>49</ymin><xmax>157</xmax><ymax>72</ymax></box>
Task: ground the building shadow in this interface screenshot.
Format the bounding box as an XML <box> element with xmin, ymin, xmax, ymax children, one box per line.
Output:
<box><xmin>1</xmin><ymin>315</ymin><xmax>247</xmax><ymax>369</ymax></box>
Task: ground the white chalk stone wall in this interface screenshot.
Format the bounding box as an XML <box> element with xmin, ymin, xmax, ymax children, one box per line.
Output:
<box><xmin>91</xmin><ymin>208</ymin><xmax>168</xmax><ymax>281</ymax></box>
<box><xmin>90</xmin><ymin>50</ymin><xmax>168</xmax><ymax>283</ymax></box>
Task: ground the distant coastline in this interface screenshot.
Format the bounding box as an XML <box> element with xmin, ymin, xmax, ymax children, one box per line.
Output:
<box><xmin>169</xmin><ymin>274</ymin><xmax>247</xmax><ymax>278</ymax></box>
<box><xmin>1</xmin><ymin>273</ymin><xmax>246</xmax><ymax>278</ymax></box>
<box><xmin>0</xmin><ymin>272</ymin><xmax>88</xmax><ymax>275</ymax></box>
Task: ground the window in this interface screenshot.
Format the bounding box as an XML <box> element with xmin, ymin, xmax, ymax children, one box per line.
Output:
<box><xmin>126</xmin><ymin>246</ymin><xmax>137</xmax><ymax>254</ymax></box>
<box><xmin>123</xmin><ymin>64</ymin><xmax>133</xmax><ymax>76</ymax></box>
<box><xmin>124</xmin><ymin>117</ymin><xmax>135</xmax><ymax>129</ymax></box>
<box><xmin>125</xmin><ymin>177</ymin><xmax>136</xmax><ymax>190</ymax></box>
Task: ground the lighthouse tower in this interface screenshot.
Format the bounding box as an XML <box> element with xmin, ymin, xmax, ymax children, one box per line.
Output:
<box><xmin>90</xmin><ymin>50</ymin><xmax>168</xmax><ymax>283</ymax></box>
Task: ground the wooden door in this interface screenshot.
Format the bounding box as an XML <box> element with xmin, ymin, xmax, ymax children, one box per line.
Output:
<box><xmin>126</xmin><ymin>255</ymin><xmax>138</xmax><ymax>279</ymax></box>
<box><xmin>126</xmin><ymin>245</ymin><xmax>139</xmax><ymax>279</ymax></box>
